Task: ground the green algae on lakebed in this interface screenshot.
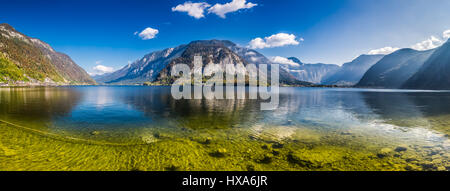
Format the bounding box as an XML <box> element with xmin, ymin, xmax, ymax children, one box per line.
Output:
<box><xmin>1</xmin><ymin>120</ymin><xmax>448</xmax><ymax>171</ymax></box>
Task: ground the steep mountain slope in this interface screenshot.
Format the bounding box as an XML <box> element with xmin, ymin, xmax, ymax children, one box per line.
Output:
<box><xmin>96</xmin><ymin>45</ymin><xmax>187</xmax><ymax>84</ymax></box>
<box><xmin>282</xmin><ymin>57</ymin><xmax>340</xmax><ymax>84</ymax></box>
<box><xmin>403</xmin><ymin>39</ymin><xmax>450</xmax><ymax>90</ymax></box>
<box><xmin>356</xmin><ymin>48</ymin><xmax>435</xmax><ymax>88</ymax></box>
<box><xmin>224</xmin><ymin>41</ymin><xmax>310</xmax><ymax>85</ymax></box>
<box><xmin>0</xmin><ymin>23</ymin><xmax>95</xmax><ymax>85</ymax></box>
<box><xmin>99</xmin><ymin>40</ymin><xmax>312</xmax><ymax>86</ymax></box>
<box><xmin>322</xmin><ymin>54</ymin><xmax>384</xmax><ymax>86</ymax></box>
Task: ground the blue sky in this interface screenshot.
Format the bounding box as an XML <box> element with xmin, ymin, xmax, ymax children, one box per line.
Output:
<box><xmin>1</xmin><ymin>0</ymin><xmax>450</xmax><ymax>74</ymax></box>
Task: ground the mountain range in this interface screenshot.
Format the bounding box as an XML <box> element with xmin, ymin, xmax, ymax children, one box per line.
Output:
<box><xmin>322</xmin><ymin>54</ymin><xmax>384</xmax><ymax>86</ymax></box>
<box><xmin>2</xmin><ymin>23</ymin><xmax>450</xmax><ymax>90</ymax></box>
<box><xmin>356</xmin><ymin>48</ymin><xmax>435</xmax><ymax>88</ymax></box>
<box><xmin>0</xmin><ymin>23</ymin><xmax>95</xmax><ymax>85</ymax></box>
<box><xmin>403</xmin><ymin>39</ymin><xmax>450</xmax><ymax>90</ymax></box>
<box><xmin>96</xmin><ymin>40</ymin><xmax>312</xmax><ymax>86</ymax></box>
<box><xmin>282</xmin><ymin>57</ymin><xmax>340</xmax><ymax>84</ymax></box>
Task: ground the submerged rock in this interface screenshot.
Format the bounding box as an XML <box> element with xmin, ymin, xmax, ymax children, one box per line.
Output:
<box><xmin>395</xmin><ymin>146</ymin><xmax>408</xmax><ymax>152</ymax></box>
<box><xmin>209</xmin><ymin>148</ymin><xmax>227</xmax><ymax>158</ymax></box>
<box><xmin>377</xmin><ymin>148</ymin><xmax>393</xmax><ymax>158</ymax></box>
<box><xmin>165</xmin><ymin>165</ymin><xmax>180</xmax><ymax>171</ymax></box>
<box><xmin>287</xmin><ymin>152</ymin><xmax>314</xmax><ymax>168</ymax></box>
<box><xmin>256</xmin><ymin>154</ymin><xmax>273</xmax><ymax>164</ymax></box>
<box><xmin>246</xmin><ymin>165</ymin><xmax>255</xmax><ymax>171</ymax></box>
<box><xmin>204</xmin><ymin>137</ymin><xmax>212</xmax><ymax>145</ymax></box>
<box><xmin>272</xmin><ymin>150</ymin><xmax>280</xmax><ymax>156</ymax></box>
<box><xmin>272</xmin><ymin>143</ymin><xmax>284</xmax><ymax>149</ymax></box>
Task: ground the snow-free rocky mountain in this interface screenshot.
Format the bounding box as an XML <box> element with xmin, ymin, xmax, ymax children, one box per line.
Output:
<box><xmin>403</xmin><ymin>39</ymin><xmax>450</xmax><ymax>90</ymax></box>
<box><xmin>96</xmin><ymin>40</ymin><xmax>312</xmax><ymax>86</ymax></box>
<box><xmin>0</xmin><ymin>23</ymin><xmax>95</xmax><ymax>85</ymax></box>
<box><xmin>356</xmin><ymin>48</ymin><xmax>435</xmax><ymax>89</ymax></box>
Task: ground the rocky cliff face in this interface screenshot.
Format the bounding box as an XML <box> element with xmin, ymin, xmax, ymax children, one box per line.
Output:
<box><xmin>98</xmin><ymin>40</ymin><xmax>312</xmax><ymax>86</ymax></box>
<box><xmin>0</xmin><ymin>23</ymin><xmax>95</xmax><ymax>85</ymax></box>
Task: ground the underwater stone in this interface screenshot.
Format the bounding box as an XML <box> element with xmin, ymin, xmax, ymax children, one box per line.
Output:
<box><xmin>272</xmin><ymin>143</ymin><xmax>284</xmax><ymax>149</ymax></box>
<box><xmin>287</xmin><ymin>152</ymin><xmax>314</xmax><ymax>167</ymax></box>
<box><xmin>209</xmin><ymin>148</ymin><xmax>227</xmax><ymax>158</ymax></box>
<box><xmin>257</xmin><ymin>154</ymin><xmax>273</xmax><ymax>164</ymax></box>
<box><xmin>340</xmin><ymin>132</ymin><xmax>352</xmax><ymax>135</ymax></box>
<box><xmin>90</xmin><ymin>131</ymin><xmax>100</xmax><ymax>136</ymax></box>
<box><xmin>165</xmin><ymin>165</ymin><xmax>180</xmax><ymax>171</ymax></box>
<box><xmin>404</xmin><ymin>165</ymin><xmax>418</xmax><ymax>171</ymax></box>
<box><xmin>246</xmin><ymin>165</ymin><xmax>255</xmax><ymax>171</ymax></box>
<box><xmin>395</xmin><ymin>146</ymin><xmax>407</xmax><ymax>152</ymax></box>
<box><xmin>272</xmin><ymin>150</ymin><xmax>280</xmax><ymax>156</ymax></box>
<box><xmin>377</xmin><ymin>148</ymin><xmax>393</xmax><ymax>158</ymax></box>
<box><xmin>204</xmin><ymin>137</ymin><xmax>212</xmax><ymax>144</ymax></box>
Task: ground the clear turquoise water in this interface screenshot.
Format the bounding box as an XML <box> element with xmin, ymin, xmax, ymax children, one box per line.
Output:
<box><xmin>0</xmin><ymin>86</ymin><xmax>449</xmax><ymax>171</ymax></box>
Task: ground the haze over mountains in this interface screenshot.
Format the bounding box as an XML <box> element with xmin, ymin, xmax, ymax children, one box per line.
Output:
<box><xmin>282</xmin><ymin>39</ymin><xmax>449</xmax><ymax>90</ymax></box>
<box><xmin>322</xmin><ymin>54</ymin><xmax>384</xmax><ymax>86</ymax></box>
<box><xmin>281</xmin><ymin>57</ymin><xmax>339</xmax><ymax>84</ymax></box>
<box><xmin>403</xmin><ymin>39</ymin><xmax>450</xmax><ymax>90</ymax></box>
<box><xmin>356</xmin><ymin>48</ymin><xmax>435</xmax><ymax>88</ymax></box>
<box><xmin>0</xmin><ymin>23</ymin><xmax>95</xmax><ymax>85</ymax></box>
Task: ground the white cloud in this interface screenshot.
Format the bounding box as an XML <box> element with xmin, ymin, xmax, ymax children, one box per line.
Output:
<box><xmin>411</xmin><ymin>36</ymin><xmax>442</xmax><ymax>51</ymax></box>
<box><xmin>91</xmin><ymin>62</ymin><xmax>115</xmax><ymax>76</ymax></box>
<box><xmin>443</xmin><ymin>29</ymin><xmax>450</xmax><ymax>40</ymax></box>
<box><xmin>368</xmin><ymin>47</ymin><xmax>400</xmax><ymax>55</ymax></box>
<box><xmin>208</xmin><ymin>0</ymin><xmax>257</xmax><ymax>18</ymax></box>
<box><xmin>248</xmin><ymin>33</ymin><xmax>301</xmax><ymax>49</ymax></box>
<box><xmin>271</xmin><ymin>56</ymin><xmax>301</xmax><ymax>67</ymax></box>
<box><xmin>172</xmin><ymin>2</ymin><xmax>211</xmax><ymax>19</ymax></box>
<box><xmin>136</xmin><ymin>27</ymin><xmax>159</xmax><ymax>40</ymax></box>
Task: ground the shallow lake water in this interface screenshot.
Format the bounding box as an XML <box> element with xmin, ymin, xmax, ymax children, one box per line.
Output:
<box><xmin>0</xmin><ymin>86</ymin><xmax>449</xmax><ymax>171</ymax></box>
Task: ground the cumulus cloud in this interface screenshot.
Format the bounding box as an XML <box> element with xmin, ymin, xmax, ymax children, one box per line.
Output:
<box><xmin>368</xmin><ymin>47</ymin><xmax>400</xmax><ymax>55</ymax></box>
<box><xmin>208</xmin><ymin>0</ymin><xmax>257</xmax><ymax>18</ymax></box>
<box><xmin>90</xmin><ymin>61</ymin><xmax>115</xmax><ymax>76</ymax></box>
<box><xmin>248</xmin><ymin>33</ymin><xmax>301</xmax><ymax>49</ymax></box>
<box><xmin>443</xmin><ymin>29</ymin><xmax>450</xmax><ymax>40</ymax></box>
<box><xmin>172</xmin><ymin>0</ymin><xmax>257</xmax><ymax>19</ymax></box>
<box><xmin>368</xmin><ymin>29</ymin><xmax>450</xmax><ymax>54</ymax></box>
<box><xmin>171</xmin><ymin>1</ymin><xmax>211</xmax><ymax>19</ymax></box>
<box><xmin>271</xmin><ymin>56</ymin><xmax>301</xmax><ymax>67</ymax></box>
<box><xmin>411</xmin><ymin>36</ymin><xmax>443</xmax><ymax>51</ymax></box>
<box><xmin>136</xmin><ymin>27</ymin><xmax>159</xmax><ymax>40</ymax></box>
